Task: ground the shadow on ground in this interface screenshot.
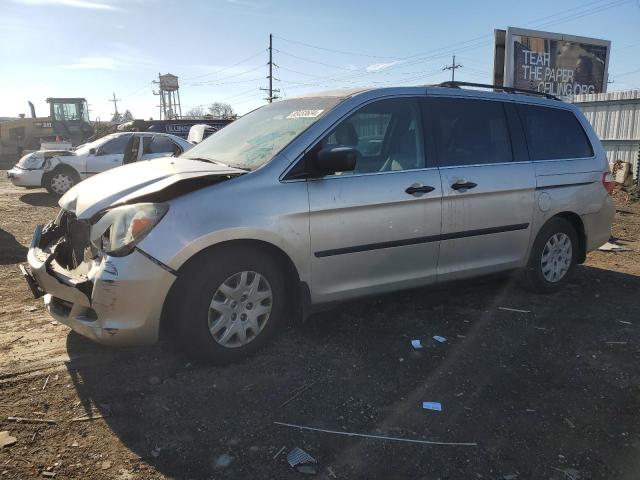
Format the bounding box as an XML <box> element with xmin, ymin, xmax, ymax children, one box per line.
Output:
<box><xmin>0</xmin><ymin>228</ymin><xmax>27</xmax><ymax>265</ymax></box>
<box><xmin>19</xmin><ymin>191</ymin><xmax>58</xmax><ymax>207</ymax></box>
<box><xmin>65</xmin><ymin>267</ymin><xmax>640</xmax><ymax>479</ymax></box>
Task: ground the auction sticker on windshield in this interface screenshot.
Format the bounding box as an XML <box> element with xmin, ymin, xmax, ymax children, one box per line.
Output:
<box><xmin>287</xmin><ymin>109</ymin><xmax>324</xmax><ymax>119</ymax></box>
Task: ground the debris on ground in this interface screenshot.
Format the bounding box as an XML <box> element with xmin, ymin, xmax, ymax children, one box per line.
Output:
<box><xmin>327</xmin><ymin>466</ymin><xmax>337</xmax><ymax>478</ymax></box>
<box><xmin>422</xmin><ymin>401</ymin><xmax>442</xmax><ymax>411</ymax></box>
<box><xmin>0</xmin><ymin>431</ymin><xmax>17</xmax><ymax>448</ymax></box>
<box><xmin>410</xmin><ymin>339</ymin><xmax>423</xmax><ymax>349</ymax></box>
<box><xmin>25</xmin><ymin>306</ymin><xmax>37</xmax><ymax>312</ymax></box>
<box><xmin>41</xmin><ymin>471</ymin><xmax>56</xmax><ymax>477</ymax></box>
<box><xmin>274</xmin><ymin>421</ymin><xmax>477</xmax><ymax>446</ymax></box>
<box><xmin>287</xmin><ymin>447</ymin><xmax>317</xmax><ymax>474</ymax></box>
<box><xmin>432</xmin><ymin>335</ymin><xmax>446</xmax><ymax>343</ymax></box>
<box><xmin>101</xmin><ymin>461</ymin><xmax>112</xmax><ymax>470</ymax></box>
<box><xmin>563</xmin><ymin>417</ymin><xmax>575</xmax><ymax>429</ymax></box>
<box><xmin>498</xmin><ymin>307</ymin><xmax>531</xmax><ymax>313</ymax></box>
<box><xmin>552</xmin><ymin>467</ymin><xmax>580</xmax><ymax>479</ymax></box>
<box><xmin>605</xmin><ymin>341</ymin><xmax>627</xmax><ymax>345</ymax></box>
<box><xmin>618</xmin><ymin>320</ymin><xmax>632</xmax><ymax>325</ymax></box>
<box><xmin>598</xmin><ymin>241</ymin><xmax>630</xmax><ymax>252</ymax></box>
<box><xmin>502</xmin><ymin>474</ymin><xmax>518</xmax><ymax>480</ymax></box>
<box><xmin>280</xmin><ymin>379</ymin><xmax>320</xmax><ymax>408</ymax></box>
<box><xmin>272</xmin><ymin>445</ymin><xmax>286</xmax><ymax>460</ymax></box>
<box><xmin>213</xmin><ymin>453</ymin><xmax>234</xmax><ymax>469</ymax></box>
<box><xmin>7</xmin><ymin>416</ymin><xmax>57</xmax><ymax>424</ymax></box>
<box><xmin>42</xmin><ymin>375</ymin><xmax>49</xmax><ymax>390</ymax></box>
<box><xmin>71</xmin><ymin>412</ymin><xmax>110</xmax><ymax>422</ymax></box>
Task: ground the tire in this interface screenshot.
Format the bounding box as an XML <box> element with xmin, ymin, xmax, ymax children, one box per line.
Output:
<box><xmin>169</xmin><ymin>246</ymin><xmax>288</xmax><ymax>364</ymax></box>
<box><xmin>44</xmin><ymin>168</ymin><xmax>80</xmax><ymax>196</ymax></box>
<box><xmin>522</xmin><ymin>217</ymin><xmax>579</xmax><ymax>293</ymax></box>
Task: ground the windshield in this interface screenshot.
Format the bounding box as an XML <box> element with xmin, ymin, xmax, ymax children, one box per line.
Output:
<box><xmin>181</xmin><ymin>97</ymin><xmax>343</xmax><ymax>170</ymax></box>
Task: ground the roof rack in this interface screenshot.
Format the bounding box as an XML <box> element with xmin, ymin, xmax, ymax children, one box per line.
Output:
<box><xmin>437</xmin><ymin>81</ymin><xmax>560</xmax><ymax>100</ymax></box>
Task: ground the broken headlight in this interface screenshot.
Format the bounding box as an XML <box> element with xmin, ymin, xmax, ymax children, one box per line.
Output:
<box><xmin>90</xmin><ymin>203</ymin><xmax>169</xmax><ymax>257</ymax></box>
<box><xmin>17</xmin><ymin>152</ymin><xmax>46</xmax><ymax>170</ymax></box>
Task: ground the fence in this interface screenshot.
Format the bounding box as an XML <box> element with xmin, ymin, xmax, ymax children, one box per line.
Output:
<box><xmin>572</xmin><ymin>89</ymin><xmax>640</xmax><ymax>183</ymax></box>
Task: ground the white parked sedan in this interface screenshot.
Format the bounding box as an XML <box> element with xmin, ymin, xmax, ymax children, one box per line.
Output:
<box><xmin>7</xmin><ymin>132</ymin><xmax>193</xmax><ymax>195</ymax></box>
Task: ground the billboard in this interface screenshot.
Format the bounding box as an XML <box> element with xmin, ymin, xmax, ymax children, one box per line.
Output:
<box><xmin>499</xmin><ymin>28</ymin><xmax>610</xmax><ymax>97</ymax></box>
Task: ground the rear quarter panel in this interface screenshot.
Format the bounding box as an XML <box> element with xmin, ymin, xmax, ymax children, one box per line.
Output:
<box><xmin>528</xmin><ymin>102</ymin><xmax>612</xmax><ymax>253</ymax></box>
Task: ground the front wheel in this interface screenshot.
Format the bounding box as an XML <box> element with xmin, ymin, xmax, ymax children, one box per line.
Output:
<box><xmin>44</xmin><ymin>168</ymin><xmax>80</xmax><ymax>196</ymax></box>
<box><xmin>522</xmin><ymin>217</ymin><xmax>579</xmax><ymax>293</ymax></box>
<box><xmin>169</xmin><ymin>246</ymin><xmax>288</xmax><ymax>364</ymax></box>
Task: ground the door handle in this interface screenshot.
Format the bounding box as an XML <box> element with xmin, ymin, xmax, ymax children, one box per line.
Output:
<box><xmin>451</xmin><ymin>181</ymin><xmax>477</xmax><ymax>191</ymax></box>
<box><xmin>405</xmin><ymin>184</ymin><xmax>435</xmax><ymax>195</ymax></box>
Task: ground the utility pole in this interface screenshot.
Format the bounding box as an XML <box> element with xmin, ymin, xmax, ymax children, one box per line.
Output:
<box><xmin>443</xmin><ymin>55</ymin><xmax>463</xmax><ymax>82</ymax></box>
<box><xmin>108</xmin><ymin>93</ymin><xmax>121</xmax><ymax>118</ymax></box>
<box><xmin>260</xmin><ymin>33</ymin><xmax>280</xmax><ymax>103</ymax></box>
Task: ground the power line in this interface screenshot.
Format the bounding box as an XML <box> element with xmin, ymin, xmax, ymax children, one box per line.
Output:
<box><xmin>273</xmin><ymin>34</ymin><xmax>402</xmax><ymax>60</ymax></box>
<box><xmin>182</xmin><ymin>49</ymin><xmax>266</xmax><ymax>83</ymax></box>
<box><xmin>186</xmin><ymin>64</ymin><xmax>265</xmax><ymax>86</ymax></box>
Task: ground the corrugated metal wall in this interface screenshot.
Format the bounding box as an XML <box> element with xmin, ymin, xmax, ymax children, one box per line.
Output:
<box><xmin>572</xmin><ymin>90</ymin><xmax>640</xmax><ymax>180</ymax></box>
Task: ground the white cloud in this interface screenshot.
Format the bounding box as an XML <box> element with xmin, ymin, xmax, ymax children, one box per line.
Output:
<box><xmin>366</xmin><ymin>60</ymin><xmax>403</xmax><ymax>73</ymax></box>
<box><xmin>12</xmin><ymin>0</ymin><xmax>120</xmax><ymax>10</ymax></box>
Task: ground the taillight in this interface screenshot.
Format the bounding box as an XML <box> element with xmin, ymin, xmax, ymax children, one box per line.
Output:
<box><xmin>602</xmin><ymin>171</ymin><xmax>615</xmax><ymax>195</ymax></box>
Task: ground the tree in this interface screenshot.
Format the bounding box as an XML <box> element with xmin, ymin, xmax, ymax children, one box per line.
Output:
<box><xmin>185</xmin><ymin>106</ymin><xmax>206</xmax><ymax>118</ymax></box>
<box><xmin>208</xmin><ymin>102</ymin><xmax>235</xmax><ymax>119</ymax></box>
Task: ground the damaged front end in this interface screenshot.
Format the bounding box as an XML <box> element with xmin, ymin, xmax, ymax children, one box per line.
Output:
<box><xmin>23</xmin><ymin>207</ymin><xmax>177</xmax><ymax>346</ymax></box>
<box><xmin>22</xmin><ymin>161</ymin><xmax>245</xmax><ymax>346</ymax></box>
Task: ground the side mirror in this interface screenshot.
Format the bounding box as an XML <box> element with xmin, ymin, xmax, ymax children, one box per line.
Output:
<box><xmin>89</xmin><ymin>148</ymin><xmax>96</xmax><ymax>155</ymax></box>
<box><xmin>314</xmin><ymin>146</ymin><xmax>357</xmax><ymax>175</ymax></box>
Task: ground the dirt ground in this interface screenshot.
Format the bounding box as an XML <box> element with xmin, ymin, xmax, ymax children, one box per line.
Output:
<box><xmin>0</xmin><ymin>173</ymin><xmax>639</xmax><ymax>480</ymax></box>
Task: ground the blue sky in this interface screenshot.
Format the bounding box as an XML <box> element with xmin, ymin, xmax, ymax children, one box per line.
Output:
<box><xmin>0</xmin><ymin>0</ymin><xmax>638</xmax><ymax>120</ymax></box>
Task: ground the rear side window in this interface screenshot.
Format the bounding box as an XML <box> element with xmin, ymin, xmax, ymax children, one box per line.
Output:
<box><xmin>517</xmin><ymin>104</ymin><xmax>593</xmax><ymax>160</ymax></box>
<box><xmin>145</xmin><ymin>136</ymin><xmax>181</xmax><ymax>154</ymax></box>
<box><xmin>425</xmin><ymin>97</ymin><xmax>513</xmax><ymax>167</ymax></box>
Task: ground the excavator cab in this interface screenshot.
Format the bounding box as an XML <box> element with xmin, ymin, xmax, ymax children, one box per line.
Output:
<box><xmin>47</xmin><ymin>97</ymin><xmax>94</xmax><ymax>146</ymax></box>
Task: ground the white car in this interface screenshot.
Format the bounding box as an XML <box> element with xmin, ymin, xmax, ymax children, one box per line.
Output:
<box><xmin>6</xmin><ymin>132</ymin><xmax>193</xmax><ymax>195</ymax></box>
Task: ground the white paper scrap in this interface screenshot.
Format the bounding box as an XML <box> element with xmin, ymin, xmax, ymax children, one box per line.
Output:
<box><xmin>432</xmin><ymin>335</ymin><xmax>446</xmax><ymax>343</ymax></box>
<box><xmin>411</xmin><ymin>339</ymin><xmax>423</xmax><ymax>349</ymax></box>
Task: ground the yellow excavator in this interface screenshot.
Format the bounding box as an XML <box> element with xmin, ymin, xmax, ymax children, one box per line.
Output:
<box><xmin>0</xmin><ymin>98</ymin><xmax>94</xmax><ymax>166</ymax></box>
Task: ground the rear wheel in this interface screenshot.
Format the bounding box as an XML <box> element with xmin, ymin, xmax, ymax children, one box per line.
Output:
<box><xmin>44</xmin><ymin>168</ymin><xmax>80</xmax><ymax>196</ymax></box>
<box><xmin>522</xmin><ymin>217</ymin><xmax>579</xmax><ymax>293</ymax></box>
<box><xmin>170</xmin><ymin>246</ymin><xmax>288</xmax><ymax>364</ymax></box>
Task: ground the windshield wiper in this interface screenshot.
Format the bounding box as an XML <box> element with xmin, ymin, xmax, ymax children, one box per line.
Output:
<box><xmin>184</xmin><ymin>157</ymin><xmax>251</xmax><ymax>171</ymax></box>
<box><xmin>184</xmin><ymin>156</ymin><xmax>217</xmax><ymax>164</ymax></box>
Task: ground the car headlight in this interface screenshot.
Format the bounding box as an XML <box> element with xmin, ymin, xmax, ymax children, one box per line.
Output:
<box><xmin>90</xmin><ymin>203</ymin><xmax>169</xmax><ymax>256</ymax></box>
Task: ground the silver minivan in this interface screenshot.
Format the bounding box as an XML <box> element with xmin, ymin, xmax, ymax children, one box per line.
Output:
<box><xmin>23</xmin><ymin>83</ymin><xmax>615</xmax><ymax>363</ymax></box>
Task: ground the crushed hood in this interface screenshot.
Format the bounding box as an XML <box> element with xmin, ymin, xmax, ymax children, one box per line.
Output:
<box><xmin>59</xmin><ymin>157</ymin><xmax>246</xmax><ymax>220</ymax></box>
